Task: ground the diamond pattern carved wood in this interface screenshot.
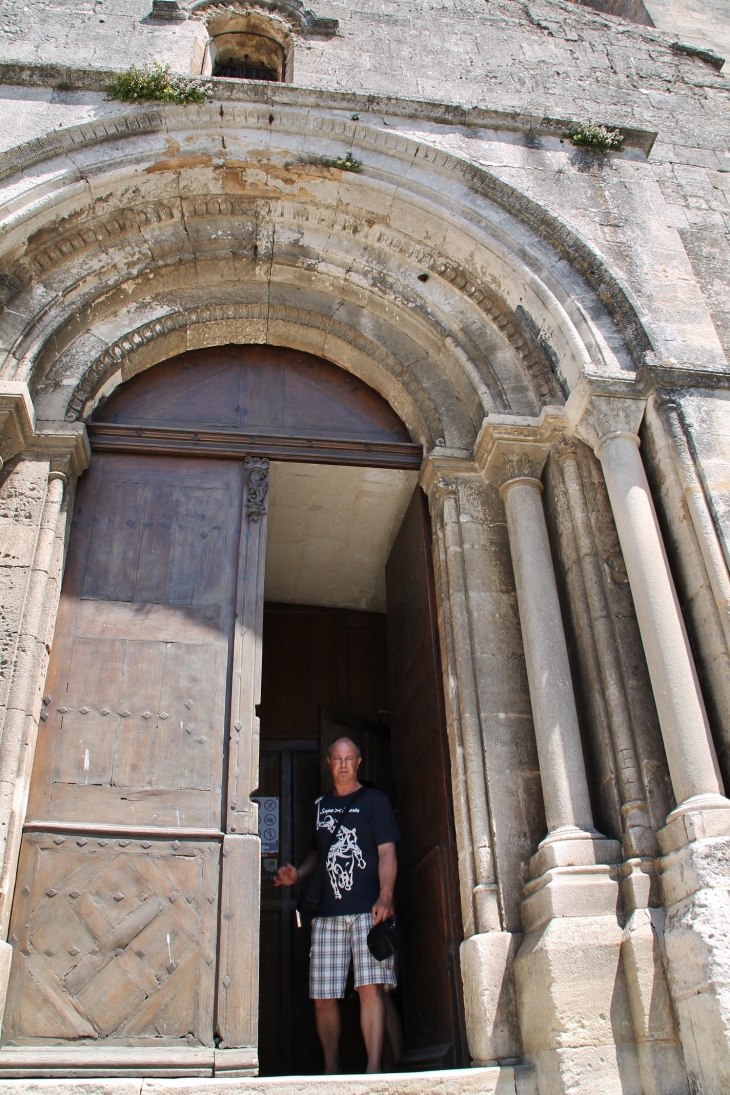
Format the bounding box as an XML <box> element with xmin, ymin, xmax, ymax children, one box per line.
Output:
<box><xmin>4</xmin><ymin>835</ymin><xmax>220</xmax><ymax>1046</ymax></box>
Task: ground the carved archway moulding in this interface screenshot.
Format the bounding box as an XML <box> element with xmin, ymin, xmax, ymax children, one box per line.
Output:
<box><xmin>64</xmin><ymin>304</ymin><xmax>443</xmax><ymax>448</ymax></box>
<box><xmin>0</xmin><ymin>101</ymin><xmax>652</xmax><ymax>383</ymax></box>
<box><xmin>1</xmin><ymin>193</ymin><xmax>561</xmax><ymax>414</ymax></box>
<box><xmin>187</xmin><ymin>0</ymin><xmax>338</xmax><ymax>36</ymax></box>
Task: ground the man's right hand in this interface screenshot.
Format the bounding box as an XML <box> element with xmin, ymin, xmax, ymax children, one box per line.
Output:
<box><xmin>273</xmin><ymin>863</ymin><xmax>299</xmax><ymax>887</ymax></box>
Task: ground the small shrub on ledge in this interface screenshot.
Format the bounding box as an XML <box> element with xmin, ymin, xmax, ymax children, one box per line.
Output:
<box><xmin>569</xmin><ymin>123</ymin><xmax>624</xmax><ymax>154</ymax></box>
<box><xmin>107</xmin><ymin>62</ymin><xmax>210</xmax><ymax>105</ymax></box>
<box><xmin>317</xmin><ymin>151</ymin><xmax>363</xmax><ymax>173</ymax></box>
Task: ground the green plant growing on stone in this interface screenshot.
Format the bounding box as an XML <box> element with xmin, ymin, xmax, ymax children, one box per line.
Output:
<box><xmin>569</xmin><ymin>123</ymin><xmax>623</xmax><ymax>153</ymax></box>
<box><xmin>107</xmin><ymin>62</ymin><xmax>210</xmax><ymax>105</ymax></box>
<box><xmin>318</xmin><ymin>150</ymin><xmax>363</xmax><ymax>172</ymax></box>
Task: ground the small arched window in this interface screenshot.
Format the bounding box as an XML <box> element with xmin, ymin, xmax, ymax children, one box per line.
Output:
<box><xmin>202</xmin><ymin>10</ymin><xmax>293</xmax><ymax>83</ymax></box>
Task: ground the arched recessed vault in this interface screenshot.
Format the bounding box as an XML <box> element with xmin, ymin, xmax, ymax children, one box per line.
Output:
<box><xmin>0</xmin><ymin>102</ymin><xmax>646</xmax><ymax>451</ymax></box>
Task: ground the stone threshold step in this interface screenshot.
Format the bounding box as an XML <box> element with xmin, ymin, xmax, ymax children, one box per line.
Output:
<box><xmin>0</xmin><ymin>1066</ymin><xmax>538</xmax><ymax>1095</ymax></box>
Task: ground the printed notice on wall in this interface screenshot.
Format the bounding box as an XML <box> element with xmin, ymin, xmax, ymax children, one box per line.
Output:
<box><xmin>252</xmin><ymin>796</ymin><xmax>280</xmax><ymax>854</ymax></box>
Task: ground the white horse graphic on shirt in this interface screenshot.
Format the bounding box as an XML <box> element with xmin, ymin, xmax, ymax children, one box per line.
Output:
<box><xmin>326</xmin><ymin>826</ymin><xmax>366</xmax><ymax>899</ymax></box>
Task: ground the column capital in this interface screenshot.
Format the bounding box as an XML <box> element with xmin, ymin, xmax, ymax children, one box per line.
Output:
<box><xmin>419</xmin><ymin>448</ymin><xmax>477</xmax><ymax>498</ymax></box>
<box><xmin>25</xmin><ymin>422</ymin><xmax>91</xmax><ymax>480</ymax></box>
<box><xmin>0</xmin><ymin>382</ymin><xmax>35</xmax><ymax>468</ymax></box>
<box><xmin>573</xmin><ymin>394</ymin><xmax>646</xmax><ymax>454</ymax></box>
<box><xmin>475</xmin><ymin>414</ymin><xmax>563</xmax><ymax>493</ymax></box>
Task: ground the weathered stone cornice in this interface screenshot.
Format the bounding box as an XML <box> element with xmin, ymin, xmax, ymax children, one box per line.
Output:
<box><xmin>573</xmin><ymin>395</ymin><xmax>646</xmax><ymax>455</ymax></box>
<box><xmin>419</xmin><ymin>448</ymin><xmax>478</xmax><ymax>497</ymax></box>
<box><xmin>475</xmin><ymin>407</ymin><xmax>568</xmax><ymax>490</ymax></box>
<box><xmin>0</xmin><ymin>385</ymin><xmax>89</xmax><ymax>474</ymax></box>
<box><xmin>0</xmin><ymin>67</ymin><xmax>658</xmax><ymax>155</ymax></box>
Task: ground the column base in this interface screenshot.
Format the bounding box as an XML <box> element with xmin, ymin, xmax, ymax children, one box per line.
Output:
<box><xmin>658</xmin><ymin>793</ymin><xmax>730</xmax><ymax>855</ymax></box>
<box><xmin>529</xmin><ymin>825</ymin><xmax>621</xmax><ymax>876</ymax></box>
<box><xmin>460</xmin><ymin>931</ymin><xmax>522</xmax><ymax>1063</ymax></box>
<box><xmin>515</xmin><ymin>865</ymin><xmax>641</xmax><ymax>1095</ymax></box>
<box><xmin>660</xmin><ymin>825</ymin><xmax>730</xmax><ymax>1094</ymax></box>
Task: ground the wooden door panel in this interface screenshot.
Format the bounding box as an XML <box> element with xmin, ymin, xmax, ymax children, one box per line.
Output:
<box><xmin>93</xmin><ymin>346</ymin><xmax>411</xmax><ymax>444</ymax></box>
<box><xmin>40</xmin><ymin>619</ymin><xmax>227</xmax><ymax>825</ymax></box>
<box><xmin>81</xmin><ymin>481</ymin><xmax>235</xmax><ymax>607</ymax></box>
<box><xmin>397</xmin><ymin>846</ymin><xmax>457</xmax><ymax>1060</ymax></box>
<box><xmin>5</xmin><ymin>835</ymin><xmax>220</xmax><ymax>1046</ymax></box>
<box><xmin>385</xmin><ymin>487</ymin><xmax>468</xmax><ymax>1069</ymax></box>
<box><xmin>7</xmin><ymin>452</ymin><xmax>242</xmax><ymax>1055</ymax></box>
<box><xmin>79</xmin><ymin>479</ymin><xmax>148</xmax><ymax>602</ymax></box>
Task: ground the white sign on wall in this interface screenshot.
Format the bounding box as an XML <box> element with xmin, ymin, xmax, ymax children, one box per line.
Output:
<box><xmin>252</xmin><ymin>796</ymin><xmax>280</xmax><ymax>854</ymax></box>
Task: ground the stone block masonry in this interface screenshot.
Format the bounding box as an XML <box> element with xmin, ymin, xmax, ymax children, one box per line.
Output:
<box><xmin>0</xmin><ymin>0</ymin><xmax>728</xmax><ymax>1091</ymax></box>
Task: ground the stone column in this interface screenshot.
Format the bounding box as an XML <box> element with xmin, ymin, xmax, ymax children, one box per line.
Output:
<box><xmin>431</xmin><ymin>475</ymin><xmax>499</xmax><ymax>936</ymax></box>
<box><xmin>578</xmin><ymin>394</ymin><xmax>730</xmax><ymax>1093</ymax></box>
<box><xmin>478</xmin><ymin>417</ymin><xmax>634</xmax><ymax>1095</ymax></box>
<box><xmin>501</xmin><ymin>458</ymin><xmax>594</xmax><ymax>838</ymax></box>
<box><xmin>556</xmin><ymin>443</ymin><xmax>656</xmax><ymax>861</ymax></box>
<box><xmin>554</xmin><ymin>441</ymin><xmax>687</xmax><ymax>1095</ymax></box>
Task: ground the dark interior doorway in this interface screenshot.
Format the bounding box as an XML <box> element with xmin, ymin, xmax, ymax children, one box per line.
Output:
<box><xmin>256</xmin><ymin>605</ymin><xmax>391</xmax><ymax>1076</ymax></box>
<box><xmin>256</xmin><ymin>489</ymin><xmax>468</xmax><ymax>1076</ymax></box>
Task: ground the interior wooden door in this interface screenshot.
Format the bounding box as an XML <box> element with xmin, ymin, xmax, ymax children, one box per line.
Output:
<box><xmin>257</xmin><ymin>739</ymin><xmax>320</xmax><ymax>1076</ymax></box>
<box><xmin>385</xmin><ymin>487</ymin><xmax>468</xmax><ymax>1070</ymax></box>
<box><xmin>3</xmin><ymin>453</ymin><xmax>243</xmax><ymax>1062</ymax></box>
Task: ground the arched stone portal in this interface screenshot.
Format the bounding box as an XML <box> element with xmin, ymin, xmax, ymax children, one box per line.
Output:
<box><xmin>0</xmin><ymin>104</ymin><xmax>729</xmax><ymax>1091</ymax></box>
<box><xmin>3</xmin><ymin>344</ymin><xmax>469</xmax><ymax>1075</ymax></box>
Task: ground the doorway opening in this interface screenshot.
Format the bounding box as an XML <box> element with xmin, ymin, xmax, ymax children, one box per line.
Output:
<box><xmin>1</xmin><ymin>344</ymin><xmax>466</xmax><ymax>1078</ymax></box>
<box><xmin>256</xmin><ymin>462</ymin><xmax>468</xmax><ymax>1074</ymax></box>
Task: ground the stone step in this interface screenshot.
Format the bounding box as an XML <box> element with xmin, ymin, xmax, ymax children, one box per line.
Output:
<box><xmin>0</xmin><ymin>1066</ymin><xmax>538</xmax><ymax>1095</ymax></box>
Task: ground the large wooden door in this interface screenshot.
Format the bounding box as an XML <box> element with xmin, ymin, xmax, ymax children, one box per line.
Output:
<box><xmin>385</xmin><ymin>487</ymin><xmax>468</xmax><ymax>1069</ymax></box>
<box><xmin>3</xmin><ymin>454</ymin><xmax>244</xmax><ymax>1067</ymax></box>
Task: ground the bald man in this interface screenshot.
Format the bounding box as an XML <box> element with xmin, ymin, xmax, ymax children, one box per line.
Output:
<box><xmin>274</xmin><ymin>736</ymin><xmax>398</xmax><ymax>1074</ymax></box>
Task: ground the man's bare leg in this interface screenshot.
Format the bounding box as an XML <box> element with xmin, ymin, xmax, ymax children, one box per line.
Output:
<box><xmin>314</xmin><ymin>998</ymin><xmax>341</xmax><ymax>1074</ymax></box>
<box><xmin>357</xmin><ymin>983</ymin><xmax>385</xmax><ymax>1073</ymax></box>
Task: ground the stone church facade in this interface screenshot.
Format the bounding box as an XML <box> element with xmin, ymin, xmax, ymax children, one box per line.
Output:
<box><xmin>0</xmin><ymin>1</ymin><xmax>729</xmax><ymax>1093</ymax></box>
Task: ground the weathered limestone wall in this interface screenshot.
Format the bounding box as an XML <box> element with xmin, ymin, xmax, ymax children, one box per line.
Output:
<box><xmin>0</xmin><ymin>1</ymin><xmax>728</xmax><ymax>1091</ymax></box>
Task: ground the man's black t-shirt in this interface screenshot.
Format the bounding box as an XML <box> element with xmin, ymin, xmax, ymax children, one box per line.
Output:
<box><xmin>312</xmin><ymin>787</ymin><xmax>399</xmax><ymax>916</ymax></box>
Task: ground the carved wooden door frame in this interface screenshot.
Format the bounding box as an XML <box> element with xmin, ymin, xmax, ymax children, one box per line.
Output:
<box><xmin>216</xmin><ymin>456</ymin><xmax>269</xmax><ymax>1065</ymax></box>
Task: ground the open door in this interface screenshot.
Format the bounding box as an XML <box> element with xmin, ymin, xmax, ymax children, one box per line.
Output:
<box><xmin>385</xmin><ymin>487</ymin><xmax>468</xmax><ymax>1070</ymax></box>
<box><xmin>2</xmin><ymin>451</ymin><xmax>267</xmax><ymax>1076</ymax></box>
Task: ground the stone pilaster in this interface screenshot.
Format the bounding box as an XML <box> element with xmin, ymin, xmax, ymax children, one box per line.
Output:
<box><xmin>421</xmin><ymin>453</ymin><xmax>522</xmax><ymax>1064</ymax></box>
<box><xmin>0</xmin><ymin>422</ymin><xmax>89</xmax><ymax>1031</ymax></box>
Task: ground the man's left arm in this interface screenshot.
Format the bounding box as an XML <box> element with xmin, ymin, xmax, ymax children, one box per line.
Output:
<box><xmin>372</xmin><ymin>842</ymin><xmax>397</xmax><ymax>924</ymax></box>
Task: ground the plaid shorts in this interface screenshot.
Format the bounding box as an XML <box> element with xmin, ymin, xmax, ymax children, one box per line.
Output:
<box><xmin>309</xmin><ymin>913</ymin><xmax>397</xmax><ymax>999</ymax></box>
